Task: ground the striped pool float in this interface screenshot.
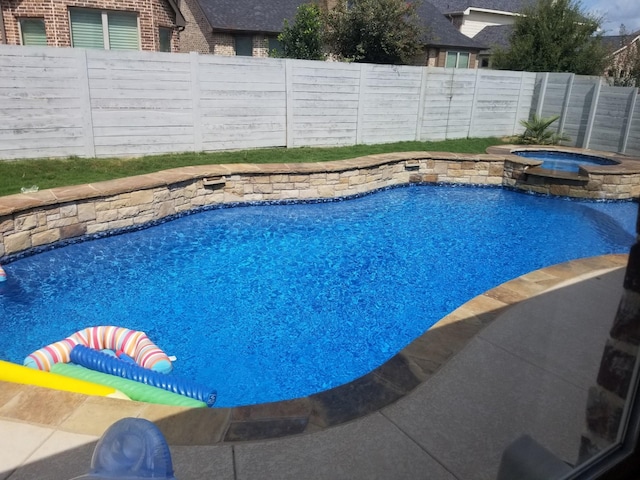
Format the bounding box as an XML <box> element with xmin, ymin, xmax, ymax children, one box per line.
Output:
<box><xmin>24</xmin><ymin>326</ymin><xmax>173</xmax><ymax>374</ymax></box>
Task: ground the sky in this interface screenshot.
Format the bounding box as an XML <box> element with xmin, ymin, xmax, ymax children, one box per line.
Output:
<box><xmin>580</xmin><ymin>0</ymin><xmax>640</xmax><ymax>35</ymax></box>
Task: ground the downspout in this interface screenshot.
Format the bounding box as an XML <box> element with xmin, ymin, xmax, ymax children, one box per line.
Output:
<box><xmin>0</xmin><ymin>4</ymin><xmax>7</xmax><ymax>44</ymax></box>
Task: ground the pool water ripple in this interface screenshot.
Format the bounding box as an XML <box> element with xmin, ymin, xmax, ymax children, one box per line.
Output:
<box><xmin>0</xmin><ymin>185</ymin><xmax>636</xmax><ymax>407</ymax></box>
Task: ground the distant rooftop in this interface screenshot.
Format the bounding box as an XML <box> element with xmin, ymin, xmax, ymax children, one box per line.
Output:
<box><xmin>193</xmin><ymin>0</ymin><xmax>485</xmax><ymax>50</ymax></box>
<box><xmin>418</xmin><ymin>1</ymin><xmax>486</xmax><ymax>49</ymax></box>
<box><xmin>473</xmin><ymin>24</ymin><xmax>513</xmax><ymax>51</ymax></box>
<box><xmin>195</xmin><ymin>0</ymin><xmax>309</xmax><ymax>33</ymax></box>
<box><xmin>601</xmin><ymin>31</ymin><xmax>640</xmax><ymax>54</ymax></box>
<box><xmin>428</xmin><ymin>0</ymin><xmax>535</xmax><ymax>14</ymax></box>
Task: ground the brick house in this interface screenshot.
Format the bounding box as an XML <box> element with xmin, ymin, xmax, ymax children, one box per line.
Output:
<box><xmin>0</xmin><ymin>0</ymin><xmax>185</xmax><ymax>52</ymax></box>
<box><xmin>428</xmin><ymin>0</ymin><xmax>533</xmax><ymax>38</ymax></box>
<box><xmin>179</xmin><ymin>0</ymin><xmax>312</xmax><ymax>57</ymax></box>
<box><xmin>180</xmin><ymin>0</ymin><xmax>484</xmax><ymax>67</ymax></box>
<box><xmin>602</xmin><ymin>31</ymin><xmax>640</xmax><ymax>86</ymax></box>
<box><xmin>417</xmin><ymin>0</ymin><xmax>485</xmax><ymax>68</ymax></box>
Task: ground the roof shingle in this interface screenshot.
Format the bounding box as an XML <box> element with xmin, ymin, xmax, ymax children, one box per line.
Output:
<box><xmin>196</xmin><ymin>0</ymin><xmax>310</xmax><ymax>33</ymax></box>
<box><xmin>428</xmin><ymin>0</ymin><xmax>534</xmax><ymax>14</ymax></box>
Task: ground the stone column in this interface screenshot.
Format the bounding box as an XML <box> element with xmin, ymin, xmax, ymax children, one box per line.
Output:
<box><xmin>580</xmin><ymin>204</ymin><xmax>640</xmax><ymax>460</ymax></box>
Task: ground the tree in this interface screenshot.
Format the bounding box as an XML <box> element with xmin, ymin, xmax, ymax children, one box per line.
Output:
<box><xmin>492</xmin><ymin>0</ymin><xmax>608</xmax><ymax>75</ymax></box>
<box><xmin>274</xmin><ymin>3</ymin><xmax>325</xmax><ymax>60</ymax></box>
<box><xmin>324</xmin><ymin>0</ymin><xmax>424</xmax><ymax>65</ymax></box>
<box><xmin>606</xmin><ymin>25</ymin><xmax>640</xmax><ymax>87</ymax></box>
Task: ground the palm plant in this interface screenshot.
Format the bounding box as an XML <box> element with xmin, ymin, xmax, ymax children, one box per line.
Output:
<box><xmin>517</xmin><ymin>114</ymin><xmax>570</xmax><ymax>145</ymax></box>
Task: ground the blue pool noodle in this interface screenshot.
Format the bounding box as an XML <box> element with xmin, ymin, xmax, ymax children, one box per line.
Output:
<box><xmin>70</xmin><ymin>345</ymin><xmax>217</xmax><ymax>407</ymax></box>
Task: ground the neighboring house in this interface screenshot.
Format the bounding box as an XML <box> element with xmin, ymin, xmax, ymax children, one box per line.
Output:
<box><xmin>428</xmin><ymin>0</ymin><xmax>532</xmax><ymax>38</ymax></box>
<box><xmin>179</xmin><ymin>0</ymin><xmax>314</xmax><ymax>56</ymax></box>
<box><xmin>602</xmin><ymin>31</ymin><xmax>640</xmax><ymax>85</ymax></box>
<box><xmin>181</xmin><ymin>0</ymin><xmax>485</xmax><ymax>67</ymax></box>
<box><xmin>417</xmin><ymin>0</ymin><xmax>486</xmax><ymax>68</ymax></box>
<box><xmin>0</xmin><ymin>0</ymin><xmax>185</xmax><ymax>51</ymax></box>
<box><xmin>472</xmin><ymin>24</ymin><xmax>512</xmax><ymax>67</ymax></box>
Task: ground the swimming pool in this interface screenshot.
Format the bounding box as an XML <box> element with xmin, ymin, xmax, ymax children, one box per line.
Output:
<box><xmin>0</xmin><ymin>185</ymin><xmax>636</xmax><ymax>407</ymax></box>
<box><xmin>515</xmin><ymin>150</ymin><xmax>619</xmax><ymax>173</ymax></box>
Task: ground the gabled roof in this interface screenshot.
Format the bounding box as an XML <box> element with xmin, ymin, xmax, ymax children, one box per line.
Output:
<box><xmin>193</xmin><ymin>0</ymin><xmax>484</xmax><ymax>50</ymax></box>
<box><xmin>602</xmin><ymin>32</ymin><xmax>640</xmax><ymax>55</ymax></box>
<box><xmin>195</xmin><ymin>0</ymin><xmax>309</xmax><ymax>33</ymax></box>
<box><xmin>473</xmin><ymin>24</ymin><xmax>512</xmax><ymax>51</ymax></box>
<box><xmin>418</xmin><ymin>1</ymin><xmax>486</xmax><ymax>49</ymax></box>
<box><xmin>428</xmin><ymin>0</ymin><xmax>534</xmax><ymax>15</ymax></box>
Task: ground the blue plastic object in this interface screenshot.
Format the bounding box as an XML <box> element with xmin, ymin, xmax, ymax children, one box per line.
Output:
<box><xmin>72</xmin><ymin>417</ymin><xmax>176</xmax><ymax>479</ymax></box>
<box><xmin>70</xmin><ymin>345</ymin><xmax>217</xmax><ymax>407</ymax></box>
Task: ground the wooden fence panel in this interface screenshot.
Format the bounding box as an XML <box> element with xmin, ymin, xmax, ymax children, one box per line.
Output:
<box><xmin>1</xmin><ymin>46</ymin><xmax>638</xmax><ymax>160</ymax></box>
<box><xmin>0</xmin><ymin>46</ymin><xmax>88</xmax><ymax>160</ymax></box>
<box><xmin>471</xmin><ymin>70</ymin><xmax>534</xmax><ymax>138</ymax></box>
<box><xmin>419</xmin><ymin>68</ymin><xmax>475</xmax><ymax>140</ymax></box>
<box><xmin>358</xmin><ymin>64</ymin><xmax>422</xmax><ymax>144</ymax></box>
<box><xmin>625</xmin><ymin>102</ymin><xmax>640</xmax><ymax>155</ymax></box>
<box><xmin>539</xmin><ymin>73</ymin><xmax>571</xmax><ymax>120</ymax></box>
<box><xmin>289</xmin><ymin>60</ymin><xmax>360</xmax><ymax>147</ymax></box>
<box><xmin>561</xmin><ymin>76</ymin><xmax>600</xmax><ymax>147</ymax></box>
<box><xmin>589</xmin><ymin>86</ymin><xmax>637</xmax><ymax>153</ymax></box>
<box><xmin>198</xmin><ymin>55</ymin><xmax>286</xmax><ymax>151</ymax></box>
<box><xmin>86</xmin><ymin>49</ymin><xmax>194</xmax><ymax>157</ymax></box>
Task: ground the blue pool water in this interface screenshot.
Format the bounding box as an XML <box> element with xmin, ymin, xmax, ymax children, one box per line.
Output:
<box><xmin>515</xmin><ymin>151</ymin><xmax>618</xmax><ymax>172</ymax></box>
<box><xmin>0</xmin><ymin>185</ymin><xmax>636</xmax><ymax>407</ymax></box>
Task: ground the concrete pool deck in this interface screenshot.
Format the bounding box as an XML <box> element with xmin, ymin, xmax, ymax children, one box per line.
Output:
<box><xmin>0</xmin><ymin>253</ymin><xmax>630</xmax><ymax>480</ymax></box>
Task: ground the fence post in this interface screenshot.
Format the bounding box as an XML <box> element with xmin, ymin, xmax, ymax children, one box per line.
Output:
<box><xmin>535</xmin><ymin>72</ymin><xmax>549</xmax><ymax>117</ymax></box>
<box><xmin>621</xmin><ymin>89</ymin><xmax>638</xmax><ymax>154</ymax></box>
<box><xmin>285</xmin><ymin>59</ymin><xmax>294</xmax><ymax>148</ymax></box>
<box><xmin>584</xmin><ymin>80</ymin><xmax>602</xmax><ymax>149</ymax></box>
<box><xmin>558</xmin><ymin>73</ymin><xmax>574</xmax><ymax>137</ymax></box>
<box><xmin>189</xmin><ymin>52</ymin><xmax>202</xmax><ymax>153</ymax></box>
<box><xmin>512</xmin><ymin>71</ymin><xmax>528</xmax><ymax>136</ymax></box>
<box><xmin>356</xmin><ymin>63</ymin><xmax>367</xmax><ymax>145</ymax></box>
<box><xmin>415</xmin><ymin>67</ymin><xmax>428</xmax><ymax>141</ymax></box>
<box><xmin>75</xmin><ymin>49</ymin><xmax>96</xmax><ymax>158</ymax></box>
<box><xmin>467</xmin><ymin>68</ymin><xmax>481</xmax><ymax>138</ymax></box>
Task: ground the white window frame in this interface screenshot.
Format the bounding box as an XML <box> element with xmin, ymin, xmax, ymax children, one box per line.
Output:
<box><xmin>69</xmin><ymin>8</ymin><xmax>141</xmax><ymax>50</ymax></box>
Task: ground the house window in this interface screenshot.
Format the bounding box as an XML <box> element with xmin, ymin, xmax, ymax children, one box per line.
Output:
<box><xmin>445</xmin><ymin>51</ymin><xmax>470</xmax><ymax>68</ymax></box>
<box><xmin>19</xmin><ymin>18</ymin><xmax>47</xmax><ymax>46</ymax></box>
<box><xmin>159</xmin><ymin>27</ymin><xmax>172</xmax><ymax>52</ymax></box>
<box><xmin>69</xmin><ymin>9</ymin><xmax>139</xmax><ymax>50</ymax></box>
<box><xmin>235</xmin><ymin>35</ymin><xmax>253</xmax><ymax>56</ymax></box>
<box><xmin>268</xmin><ymin>37</ymin><xmax>282</xmax><ymax>55</ymax></box>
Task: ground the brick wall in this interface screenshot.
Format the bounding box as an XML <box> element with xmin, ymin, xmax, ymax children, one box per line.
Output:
<box><xmin>0</xmin><ymin>0</ymin><xmax>178</xmax><ymax>51</ymax></box>
<box><xmin>178</xmin><ymin>0</ymin><xmax>215</xmax><ymax>53</ymax></box>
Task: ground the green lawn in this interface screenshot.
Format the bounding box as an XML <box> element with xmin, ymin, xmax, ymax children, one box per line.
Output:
<box><xmin>0</xmin><ymin>137</ymin><xmax>506</xmax><ymax>197</ymax></box>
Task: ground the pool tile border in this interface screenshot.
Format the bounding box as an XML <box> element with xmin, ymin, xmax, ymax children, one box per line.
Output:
<box><xmin>0</xmin><ymin>254</ymin><xmax>628</xmax><ymax>445</ymax></box>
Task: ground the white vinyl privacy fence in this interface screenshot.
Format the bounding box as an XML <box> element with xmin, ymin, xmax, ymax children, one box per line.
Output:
<box><xmin>1</xmin><ymin>44</ymin><xmax>638</xmax><ymax>161</ymax></box>
<box><xmin>0</xmin><ymin>45</ymin><xmax>535</xmax><ymax>160</ymax></box>
<box><xmin>532</xmin><ymin>72</ymin><xmax>640</xmax><ymax>155</ymax></box>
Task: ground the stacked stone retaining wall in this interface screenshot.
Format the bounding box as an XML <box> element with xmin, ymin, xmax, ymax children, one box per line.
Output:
<box><xmin>0</xmin><ymin>149</ymin><xmax>638</xmax><ymax>260</ymax></box>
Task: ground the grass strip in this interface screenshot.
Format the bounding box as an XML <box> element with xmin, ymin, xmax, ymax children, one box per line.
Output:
<box><xmin>0</xmin><ymin>137</ymin><xmax>506</xmax><ymax>197</ymax></box>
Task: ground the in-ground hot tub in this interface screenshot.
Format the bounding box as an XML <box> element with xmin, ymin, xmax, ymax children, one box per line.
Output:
<box><xmin>514</xmin><ymin>150</ymin><xmax>619</xmax><ymax>173</ymax></box>
<box><xmin>486</xmin><ymin>145</ymin><xmax>640</xmax><ymax>199</ymax></box>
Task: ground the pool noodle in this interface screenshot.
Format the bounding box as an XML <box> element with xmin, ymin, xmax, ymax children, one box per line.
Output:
<box><xmin>0</xmin><ymin>359</ymin><xmax>129</xmax><ymax>400</ymax></box>
<box><xmin>70</xmin><ymin>345</ymin><xmax>217</xmax><ymax>407</ymax></box>
<box><xmin>51</xmin><ymin>363</ymin><xmax>206</xmax><ymax>408</ymax></box>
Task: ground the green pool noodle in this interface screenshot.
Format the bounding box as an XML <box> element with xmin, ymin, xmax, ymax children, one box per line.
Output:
<box><xmin>51</xmin><ymin>363</ymin><xmax>207</xmax><ymax>408</ymax></box>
